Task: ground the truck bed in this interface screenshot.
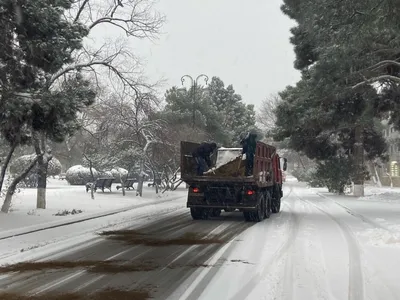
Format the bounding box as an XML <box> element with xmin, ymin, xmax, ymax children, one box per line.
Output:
<box><xmin>180</xmin><ymin>141</ymin><xmax>276</xmax><ymax>188</ymax></box>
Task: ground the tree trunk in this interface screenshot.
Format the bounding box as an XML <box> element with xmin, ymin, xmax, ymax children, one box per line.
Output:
<box><xmin>373</xmin><ymin>163</ymin><xmax>382</xmax><ymax>188</ymax></box>
<box><xmin>36</xmin><ymin>155</ymin><xmax>51</xmax><ymax>209</ymax></box>
<box><xmin>353</xmin><ymin>125</ymin><xmax>364</xmax><ymax>197</ymax></box>
<box><xmin>34</xmin><ymin>133</ymin><xmax>52</xmax><ymax>210</ymax></box>
<box><xmin>136</xmin><ymin>159</ymin><xmax>145</xmax><ymax>197</ymax></box>
<box><xmin>1</xmin><ymin>154</ymin><xmax>42</xmax><ymax>213</ymax></box>
<box><xmin>0</xmin><ymin>144</ymin><xmax>16</xmax><ymax>193</ymax></box>
<box><xmin>298</xmin><ymin>154</ymin><xmax>305</xmax><ymax>169</ymax></box>
<box><xmin>120</xmin><ymin>173</ymin><xmax>126</xmax><ymax>196</ymax></box>
<box><xmin>386</xmin><ymin>168</ymin><xmax>393</xmax><ymax>188</ymax></box>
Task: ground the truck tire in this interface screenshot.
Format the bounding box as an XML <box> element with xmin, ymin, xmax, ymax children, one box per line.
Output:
<box><xmin>264</xmin><ymin>190</ymin><xmax>271</xmax><ymax>219</ymax></box>
<box><xmin>272</xmin><ymin>186</ymin><xmax>281</xmax><ymax>214</ymax></box>
<box><xmin>190</xmin><ymin>208</ymin><xmax>209</xmax><ymax>220</ymax></box>
<box><xmin>243</xmin><ymin>192</ymin><xmax>264</xmax><ymax>222</ymax></box>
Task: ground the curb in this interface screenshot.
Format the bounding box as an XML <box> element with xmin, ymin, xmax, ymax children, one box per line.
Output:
<box><xmin>0</xmin><ymin>196</ymin><xmax>186</xmax><ymax>241</ymax></box>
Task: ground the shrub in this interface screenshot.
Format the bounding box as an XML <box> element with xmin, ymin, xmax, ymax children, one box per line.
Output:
<box><xmin>307</xmin><ymin>156</ymin><xmax>370</xmax><ymax>194</ymax></box>
<box><xmin>9</xmin><ymin>154</ymin><xmax>62</xmax><ymax>188</ymax></box>
<box><xmin>66</xmin><ymin>165</ymin><xmax>99</xmax><ymax>185</ymax></box>
<box><xmin>110</xmin><ymin>167</ymin><xmax>128</xmax><ymax>183</ymax></box>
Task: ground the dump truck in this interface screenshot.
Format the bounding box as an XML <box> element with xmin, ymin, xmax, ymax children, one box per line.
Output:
<box><xmin>180</xmin><ymin>141</ymin><xmax>287</xmax><ymax>222</ymax></box>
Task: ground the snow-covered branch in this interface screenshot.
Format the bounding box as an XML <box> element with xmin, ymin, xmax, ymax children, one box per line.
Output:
<box><xmin>49</xmin><ymin>55</ymin><xmax>140</xmax><ymax>93</ymax></box>
<box><xmin>352</xmin><ymin>74</ymin><xmax>400</xmax><ymax>89</ymax></box>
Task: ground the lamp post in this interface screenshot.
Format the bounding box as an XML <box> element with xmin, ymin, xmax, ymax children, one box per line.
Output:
<box><xmin>180</xmin><ymin>74</ymin><xmax>209</xmax><ymax>129</ymax></box>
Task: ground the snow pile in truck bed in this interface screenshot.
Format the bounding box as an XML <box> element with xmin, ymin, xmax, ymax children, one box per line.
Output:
<box><xmin>215</xmin><ymin>148</ymin><xmax>242</xmax><ymax>168</ymax></box>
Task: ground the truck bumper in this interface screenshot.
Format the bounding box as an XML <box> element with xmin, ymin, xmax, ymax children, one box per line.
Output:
<box><xmin>186</xmin><ymin>193</ymin><xmax>258</xmax><ymax>211</ymax></box>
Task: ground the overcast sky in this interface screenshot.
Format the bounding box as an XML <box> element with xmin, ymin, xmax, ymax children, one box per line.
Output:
<box><xmin>103</xmin><ymin>0</ymin><xmax>301</xmax><ymax>108</ymax></box>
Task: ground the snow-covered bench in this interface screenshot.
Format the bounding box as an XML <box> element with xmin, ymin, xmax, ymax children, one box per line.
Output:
<box><xmin>116</xmin><ymin>178</ymin><xmax>137</xmax><ymax>190</ymax></box>
<box><xmin>148</xmin><ymin>177</ymin><xmax>162</xmax><ymax>187</ymax></box>
<box><xmin>86</xmin><ymin>178</ymin><xmax>115</xmax><ymax>193</ymax></box>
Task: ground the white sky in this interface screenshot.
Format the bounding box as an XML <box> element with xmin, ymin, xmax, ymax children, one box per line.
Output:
<box><xmin>93</xmin><ymin>0</ymin><xmax>301</xmax><ymax>108</ymax></box>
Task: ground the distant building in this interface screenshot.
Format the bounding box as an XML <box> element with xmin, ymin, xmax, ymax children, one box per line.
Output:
<box><xmin>381</xmin><ymin>120</ymin><xmax>400</xmax><ymax>186</ymax></box>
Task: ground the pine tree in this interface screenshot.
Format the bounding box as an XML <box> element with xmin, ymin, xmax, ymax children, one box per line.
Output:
<box><xmin>0</xmin><ymin>0</ymin><xmax>95</xmax><ymax>212</ymax></box>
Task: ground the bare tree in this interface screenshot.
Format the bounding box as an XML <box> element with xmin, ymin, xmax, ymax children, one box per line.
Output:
<box><xmin>256</xmin><ymin>93</ymin><xmax>281</xmax><ymax>132</ymax></box>
<box><xmin>31</xmin><ymin>0</ymin><xmax>165</xmax><ymax>209</ymax></box>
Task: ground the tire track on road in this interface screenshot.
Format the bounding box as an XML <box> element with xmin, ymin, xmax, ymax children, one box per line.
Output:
<box><xmin>316</xmin><ymin>193</ymin><xmax>393</xmax><ymax>232</ymax></box>
<box><xmin>297</xmin><ymin>196</ymin><xmax>364</xmax><ymax>300</ymax></box>
<box><xmin>314</xmin><ymin>193</ymin><xmax>399</xmax><ymax>299</ymax></box>
<box><xmin>226</xmin><ymin>189</ymin><xmax>300</xmax><ymax>300</ymax></box>
<box><xmin>175</xmin><ymin>188</ymin><xmax>298</xmax><ymax>300</ymax></box>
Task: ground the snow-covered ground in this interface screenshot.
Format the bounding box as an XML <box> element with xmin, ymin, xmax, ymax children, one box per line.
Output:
<box><xmin>310</xmin><ymin>184</ymin><xmax>400</xmax><ymax>234</ymax></box>
<box><xmin>0</xmin><ymin>178</ymin><xmax>181</xmax><ymax>232</ymax></box>
<box><xmin>0</xmin><ymin>179</ymin><xmax>188</xmax><ymax>262</ymax></box>
<box><xmin>2</xmin><ymin>176</ymin><xmax>400</xmax><ymax>299</ymax></box>
<box><xmin>169</xmin><ymin>180</ymin><xmax>400</xmax><ymax>300</ymax></box>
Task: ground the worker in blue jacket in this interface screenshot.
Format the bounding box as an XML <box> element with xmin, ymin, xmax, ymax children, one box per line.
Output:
<box><xmin>192</xmin><ymin>142</ymin><xmax>217</xmax><ymax>175</ymax></box>
<box><xmin>240</xmin><ymin>132</ymin><xmax>257</xmax><ymax>176</ymax></box>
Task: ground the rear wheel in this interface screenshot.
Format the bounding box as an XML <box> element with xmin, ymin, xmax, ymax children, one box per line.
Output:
<box><xmin>271</xmin><ymin>186</ymin><xmax>281</xmax><ymax>213</ymax></box>
<box><xmin>244</xmin><ymin>191</ymin><xmax>264</xmax><ymax>222</ymax></box>
<box><xmin>265</xmin><ymin>190</ymin><xmax>271</xmax><ymax>219</ymax></box>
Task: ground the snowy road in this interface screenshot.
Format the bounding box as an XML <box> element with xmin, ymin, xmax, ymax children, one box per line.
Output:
<box><xmin>1</xmin><ymin>182</ymin><xmax>400</xmax><ymax>299</ymax></box>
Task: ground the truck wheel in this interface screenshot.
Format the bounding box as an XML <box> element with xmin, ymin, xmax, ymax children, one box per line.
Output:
<box><xmin>246</xmin><ymin>192</ymin><xmax>264</xmax><ymax>222</ymax></box>
<box><xmin>272</xmin><ymin>187</ymin><xmax>281</xmax><ymax>214</ymax></box>
<box><xmin>190</xmin><ymin>208</ymin><xmax>209</xmax><ymax>220</ymax></box>
<box><xmin>264</xmin><ymin>191</ymin><xmax>271</xmax><ymax>219</ymax></box>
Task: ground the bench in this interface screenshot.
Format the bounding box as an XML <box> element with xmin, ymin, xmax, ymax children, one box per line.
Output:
<box><xmin>86</xmin><ymin>178</ymin><xmax>115</xmax><ymax>192</ymax></box>
<box><xmin>116</xmin><ymin>178</ymin><xmax>137</xmax><ymax>190</ymax></box>
<box><xmin>148</xmin><ymin>178</ymin><xmax>162</xmax><ymax>187</ymax></box>
<box><xmin>59</xmin><ymin>173</ymin><xmax>66</xmax><ymax>180</ymax></box>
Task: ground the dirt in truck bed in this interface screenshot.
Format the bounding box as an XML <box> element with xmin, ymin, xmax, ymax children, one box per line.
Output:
<box><xmin>204</xmin><ymin>155</ymin><xmax>246</xmax><ymax>177</ymax></box>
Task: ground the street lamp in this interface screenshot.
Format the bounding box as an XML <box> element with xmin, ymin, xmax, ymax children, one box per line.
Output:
<box><xmin>180</xmin><ymin>74</ymin><xmax>209</xmax><ymax>129</ymax></box>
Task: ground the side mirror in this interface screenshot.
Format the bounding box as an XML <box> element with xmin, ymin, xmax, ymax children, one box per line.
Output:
<box><xmin>283</xmin><ymin>158</ymin><xmax>287</xmax><ymax>171</ymax></box>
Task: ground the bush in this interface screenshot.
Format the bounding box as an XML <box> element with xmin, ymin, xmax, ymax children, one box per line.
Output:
<box><xmin>110</xmin><ymin>167</ymin><xmax>128</xmax><ymax>183</ymax></box>
<box><xmin>99</xmin><ymin>171</ymin><xmax>113</xmax><ymax>178</ymax></box>
<box><xmin>9</xmin><ymin>154</ymin><xmax>62</xmax><ymax>188</ymax></box>
<box><xmin>66</xmin><ymin>165</ymin><xmax>99</xmax><ymax>185</ymax></box>
<box><xmin>10</xmin><ymin>154</ymin><xmax>62</xmax><ymax>177</ymax></box>
<box><xmin>307</xmin><ymin>156</ymin><xmax>370</xmax><ymax>194</ymax></box>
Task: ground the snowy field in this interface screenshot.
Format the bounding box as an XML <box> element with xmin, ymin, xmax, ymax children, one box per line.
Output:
<box><xmin>1</xmin><ymin>176</ymin><xmax>400</xmax><ymax>299</ymax></box>
<box><xmin>0</xmin><ymin>179</ymin><xmax>188</xmax><ymax>262</ymax></box>
<box><xmin>0</xmin><ymin>178</ymin><xmax>183</xmax><ymax>232</ymax></box>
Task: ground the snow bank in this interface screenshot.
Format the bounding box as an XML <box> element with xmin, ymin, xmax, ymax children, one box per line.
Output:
<box><xmin>359</xmin><ymin>228</ymin><xmax>400</xmax><ymax>247</ymax></box>
<box><xmin>285</xmin><ymin>174</ymin><xmax>298</xmax><ymax>182</ymax></box>
<box><xmin>360</xmin><ymin>192</ymin><xmax>400</xmax><ymax>203</ymax></box>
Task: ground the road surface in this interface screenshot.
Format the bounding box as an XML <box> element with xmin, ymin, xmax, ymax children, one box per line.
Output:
<box><xmin>0</xmin><ymin>181</ymin><xmax>399</xmax><ymax>300</ymax></box>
